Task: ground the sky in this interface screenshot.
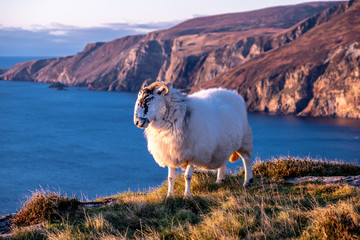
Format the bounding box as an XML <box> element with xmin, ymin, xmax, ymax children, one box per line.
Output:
<box><xmin>0</xmin><ymin>0</ymin><xmax>343</xmax><ymax>57</ymax></box>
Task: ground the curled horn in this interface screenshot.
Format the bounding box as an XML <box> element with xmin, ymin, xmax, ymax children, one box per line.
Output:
<box><xmin>147</xmin><ymin>82</ymin><xmax>169</xmax><ymax>95</ymax></box>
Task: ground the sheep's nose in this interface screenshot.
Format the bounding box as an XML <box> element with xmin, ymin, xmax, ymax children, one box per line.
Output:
<box><xmin>134</xmin><ymin>118</ymin><xmax>149</xmax><ymax>128</ymax></box>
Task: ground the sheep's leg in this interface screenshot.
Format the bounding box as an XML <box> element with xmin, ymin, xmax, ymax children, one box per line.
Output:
<box><xmin>167</xmin><ymin>166</ymin><xmax>176</xmax><ymax>197</ymax></box>
<box><xmin>239</xmin><ymin>125</ymin><xmax>253</xmax><ymax>187</ymax></box>
<box><xmin>184</xmin><ymin>165</ymin><xmax>194</xmax><ymax>198</ymax></box>
<box><xmin>216</xmin><ymin>163</ymin><xmax>226</xmax><ymax>184</ymax></box>
<box><xmin>240</xmin><ymin>152</ymin><xmax>253</xmax><ymax>187</ymax></box>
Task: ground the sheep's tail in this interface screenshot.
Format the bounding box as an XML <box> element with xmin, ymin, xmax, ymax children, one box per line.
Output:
<box><xmin>229</xmin><ymin>152</ymin><xmax>241</xmax><ymax>163</ymax></box>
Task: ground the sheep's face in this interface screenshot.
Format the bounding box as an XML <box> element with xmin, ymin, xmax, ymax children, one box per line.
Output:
<box><xmin>134</xmin><ymin>85</ymin><xmax>169</xmax><ymax>129</ymax></box>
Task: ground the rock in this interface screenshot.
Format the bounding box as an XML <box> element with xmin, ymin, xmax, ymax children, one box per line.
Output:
<box><xmin>0</xmin><ymin>69</ymin><xmax>7</xmax><ymax>77</ymax></box>
<box><xmin>198</xmin><ymin>0</ymin><xmax>360</xmax><ymax>118</ymax></box>
<box><xmin>80</xmin><ymin>197</ymin><xmax>117</xmax><ymax>208</ymax></box>
<box><xmin>48</xmin><ymin>82</ymin><xmax>68</xmax><ymax>90</ymax></box>
<box><xmin>0</xmin><ymin>214</ymin><xmax>13</xmax><ymax>235</ymax></box>
<box><xmin>287</xmin><ymin>175</ymin><xmax>360</xmax><ymax>188</ymax></box>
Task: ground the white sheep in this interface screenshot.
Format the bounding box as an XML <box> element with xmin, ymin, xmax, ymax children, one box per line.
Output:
<box><xmin>134</xmin><ymin>81</ymin><xmax>253</xmax><ymax>198</ymax></box>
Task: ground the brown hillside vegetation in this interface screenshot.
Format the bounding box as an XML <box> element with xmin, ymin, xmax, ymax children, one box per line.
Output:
<box><xmin>2</xmin><ymin>2</ymin><xmax>339</xmax><ymax>92</ymax></box>
<box><xmin>161</xmin><ymin>2</ymin><xmax>340</xmax><ymax>37</ymax></box>
<box><xmin>198</xmin><ymin>0</ymin><xmax>360</xmax><ymax>118</ymax></box>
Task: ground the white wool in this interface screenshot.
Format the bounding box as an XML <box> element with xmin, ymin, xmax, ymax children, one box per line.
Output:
<box><xmin>140</xmin><ymin>87</ymin><xmax>251</xmax><ymax>170</ymax></box>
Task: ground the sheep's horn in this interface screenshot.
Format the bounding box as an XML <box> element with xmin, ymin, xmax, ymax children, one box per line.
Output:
<box><xmin>147</xmin><ymin>82</ymin><xmax>169</xmax><ymax>95</ymax></box>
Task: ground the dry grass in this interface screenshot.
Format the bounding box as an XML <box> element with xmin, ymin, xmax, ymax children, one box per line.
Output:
<box><xmin>6</xmin><ymin>158</ymin><xmax>360</xmax><ymax>240</ymax></box>
<box><xmin>300</xmin><ymin>199</ymin><xmax>360</xmax><ymax>239</ymax></box>
<box><xmin>253</xmin><ymin>157</ymin><xmax>360</xmax><ymax>179</ymax></box>
<box><xmin>11</xmin><ymin>190</ymin><xmax>80</xmax><ymax>227</ymax></box>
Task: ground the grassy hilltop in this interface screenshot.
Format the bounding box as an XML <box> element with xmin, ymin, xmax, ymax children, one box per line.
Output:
<box><xmin>3</xmin><ymin>158</ymin><xmax>360</xmax><ymax>240</ymax></box>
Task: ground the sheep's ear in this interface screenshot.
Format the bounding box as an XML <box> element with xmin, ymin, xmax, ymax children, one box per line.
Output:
<box><xmin>156</xmin><ymin>86</ymin><xmax>167</xmax><ymax>95</ymax></box>
<box><xmin>156</xmin><ymin>82</ymin><xmax>172</xmax><ymax>95</ymax></box>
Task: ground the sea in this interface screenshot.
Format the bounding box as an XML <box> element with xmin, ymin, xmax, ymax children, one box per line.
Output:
<box><xmin>1</xmin><ymin>58</ymin><xmax>360</xmax><ymax>215</ymax></box>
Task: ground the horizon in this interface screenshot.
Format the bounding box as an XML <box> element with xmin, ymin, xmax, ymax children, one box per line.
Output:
<box><xmin>0</xmin><ymin>0</ymin><xmax>344</xmax><ymax>57</ymax></box>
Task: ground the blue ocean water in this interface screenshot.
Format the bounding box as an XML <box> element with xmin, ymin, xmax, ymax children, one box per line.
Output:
<box><xmin>0</xmin><ymin>80</ymin><xmax>359</xmax><ymax>215</ymax></box>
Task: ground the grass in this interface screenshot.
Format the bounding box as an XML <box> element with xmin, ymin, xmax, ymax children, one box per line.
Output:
<box><xmin>3</xmin><ymin>157</ymin><xmax>360</xmax><ymax>240</ymax></box>
<box><xmin>253</xmin><ymin>157</ymin><xmax>360</xmax><ymax>178</ymax></box>
<box><xmin>11</xmin><ymin>190</ymin><xmax>80</xmax><ymax>228</ymax></box>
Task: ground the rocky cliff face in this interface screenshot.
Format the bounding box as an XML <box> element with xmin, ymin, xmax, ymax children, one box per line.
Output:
<box><xmin>2</xmin><ymin>1</ymin><xmax>358</xmax><ymax>118</ymax></box>
<box><xmin>299</xmin><ymin>42</ymin><xmax>360</xmax><ymax>118</ymax></box>
<box><xmin>197</xmin><ymin>0</ymin><xmax>360</xmax><ymax>118</ymax></box>
<box><xmin>1</xmin><ymin>2</ymin><xmax>338</xmax><ymax>90</ymax></box>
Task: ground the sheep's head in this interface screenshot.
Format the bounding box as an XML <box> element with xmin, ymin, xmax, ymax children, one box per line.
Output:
<box><xmin>134</xmin><ymin>81</ymin><xmax>171</xmax><ymax>129</ymax></box>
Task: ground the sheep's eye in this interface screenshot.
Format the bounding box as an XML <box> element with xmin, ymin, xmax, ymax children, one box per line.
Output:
<box><xmin>145</xmin><ymin>98</ymin><xmax>151</xmax><ymax>103</ymax></box>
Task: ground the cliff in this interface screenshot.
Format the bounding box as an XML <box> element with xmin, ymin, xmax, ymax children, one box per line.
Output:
<box><xmin>1</xmin><ymin>2</ymin><xmax>338</xmax><ymax>91</ymax></box>
<box><xmin>197</xmin><ymin>0</ymin><xmax>360</xmax><ymax>118</ymax></box>
<box><xmin>2</xmin><ymin>1</ymin><xmax>359</xmax><ymax>118</ymax></box>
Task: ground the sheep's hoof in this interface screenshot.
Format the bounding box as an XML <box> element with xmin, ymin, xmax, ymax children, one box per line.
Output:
<box><xmin>166</xmin><ymin>193</ymin><xmax>174</xmax><ymax>198</ymax></box>
<box><xmin>243</xmin><ymin>178</ymin><xmax>253</xmax><ymax>188</ymax></box>
<box><xmin>184</xmin><ymin>194</ymin><xmax>193</xmax><ymax>199</ymax></box>
<box><xmin>215</xmin><ymin>179</ymin><xmax>225</xmax><ymax>184</ymax></box>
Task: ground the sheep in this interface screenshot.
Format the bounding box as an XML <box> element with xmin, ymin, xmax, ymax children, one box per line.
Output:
<box><xmin>133</xmin><ymin>81</ymin><xmax>253</xmax><ymax>198</ymax></box>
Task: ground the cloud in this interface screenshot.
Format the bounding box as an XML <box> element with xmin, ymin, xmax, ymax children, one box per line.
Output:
<box><xmin>102</xmin><ymin>21</ymin><xmax>180</xmax><ymax>32</ymax></box>
<box><xmin>0</xmin><ymin>21</ymin><xmax>178</xmax><ymax>56</ymax></box>
<box><xmin>48</xmin><ymin>23</ymin><xmax>79</xmax><ymax>30</ymax></box>
<box><xmin>49</xmin><ymin>30</ymin><xmax>68</xmax><ymax>36</ymax></box>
